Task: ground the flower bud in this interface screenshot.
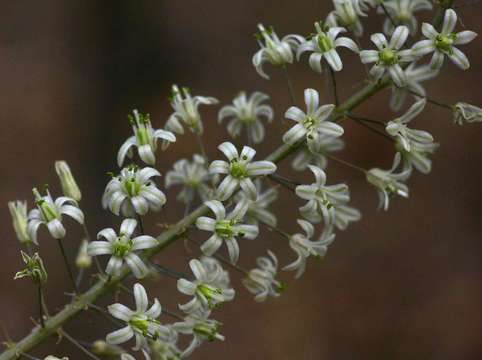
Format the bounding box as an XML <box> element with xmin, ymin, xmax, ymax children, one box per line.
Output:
<box><xmin>14</xmin><ymin>251</ymin><xmax>48</xmax><ymax>285</ymax></box>
<box><xmin>453</xmin><ymin>103</ymin><xmax>482</xmax><ymax>125</ymax></box>
<box><xmin>75</xmin><ymin>239</ymin><xmax>92</xmax><ymax>269</ymax></box>
<box><xmin>55</xmin><ymin>161</ymin><xmax>82</xmax><ymax>201</ymax></box>
<box><xmin>91</xmin><ymin>340</ymin><xmax>123</xmax><ymax>356</ymax></box>
<box><xmin>8</xmin><ymin>201</ymin><xmax>31</xmax><ymax>244</ymax></box>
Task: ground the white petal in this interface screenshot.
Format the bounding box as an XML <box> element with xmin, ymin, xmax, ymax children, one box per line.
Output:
<box><xmin>60</xmin><ymin>205</ymin><xmax>84</xmax><ymax>224</ymax></box>
<box><xmin>308</xmin><ymin>165</ymin><xmax>326</xmax><ymax>186</ymax></box>
<box><xmin>232</xmin><ymin>224</ymin><xmax>259</xmax><ymax>239</ymax></box>
<box><xmin>97</xmin><ymin>228</ymin><xmax>118</xmax><ymax>242</ymax></box>
<box><xmin>106</xmin><ymin>256</ymin><xmax>123</xmax><ymax>276</ymax></box>
<box><xmin>370</xmin><ymin>33</ymin><xmax>388</xmax><ymax>50</ymax></box>
<box><xmin>106</xmin><ymin>326</ymin><xmax>134</xmax><ymax>345</ymax></box>
<box><xmin>304</xmin><ymin>88</ymin><xmax>319</xmax><ymax>115</ymax></box>
<box><xmin>283</xmin><ymin>123</ymin><xmax>307</xmax><ymax>145</ymax></box>
<box><xmin>196</xmin><ymin>216</ymin><xmax>216</xmax><ymax>231</ymax></box>
<box><xmin>430</xmin><ymin>51</ymin><xmax>445</xmax><ymax>69</ymax></box>
<box><xmin>138</xmin><ymin>145</ymin><xmax>156</xmax><ymax>165</ymax></box>
<box><xmin>131</xmin><ymin>235</ymin><xmax>158</xmax><ymax>251</ymax></box>
<box><xmin>308</xmin><ymin>53</ymin><xmax>323</xmax><ymax>74</ymax></box>
<box><xmin>125</xmin><ymin>253</ymin><xmax>148</xmax><ymax>279</ymax></box>
<box><xmin>454</xmin><ymin>31</ymin><xmax>477</xmax><ymax>45</ymax></box>
<box><xmin>324</xmin><ymin>49</ymin><xmax>343</xmax><ymax>71</ymax></box>
<box><xmin>47</xmin><ymin>219</ymin><xmax>66</xmax><ymax>239</ymax></box>
<box><xmin>117</xmin><ymin>137</ymin><xmax>136</xmax><ymax>167</ymax></box>
<box><xmin>228</xmin><ymin>199</ymin><xmax>249</xmax><ymax>220</ymax></box>
<box><xmin>189</xmin><ymin>259</ymin><xmax>207</xmax><ymax>280</ymax></box>
<box><xmin>154</xmin><ymin>129</ymin><xmax>176</xmax><ymax>142</ymax></box>
<box><xmin>131</xmin><ymin>196</ymin><xmax>149</xmax><ymax>215</ymax></box>
<box><xmin>239</xmin><ymin>178</ymin><xmax>258</xmax><ymax>200</ymax></box>
<box><xmin>108</xmin><ymin>303</ymin><xmax>134</xmax><ymax>322</ymax></box>
<box><xmin>448</xmin><ymin>47</ymin><xmax>470</xmax><ymax>70</ymax></box>
<box><xmin>240</xmin><ymin>146</ymin><xmax>256</xmax><ymax>162</ymax></box>
<box><xmin>389</xmin><ymin>26</ymin><xmax>409</xmax><ymax>50</ymax></box>
<box><xmin>137</xmin><ymin>167</ymin><xmax>161</xmax><ymax>184</ymax></box>
<box><xmin>285</xmin><ymin>106</ymin><xmax>306</xmax><ymax>122</ymax></box>
<box><xmin>200</xmin><ymin>234</ymin><xmax>223</xmax><ymax>256</ymax></box>
<box><xmin>225</xmin><ymin>238</ymin><xmax>240</xmax><ymax>264</ymax></box>
<box><xmin>120</xmin><ymin>218</ymin><xmax>137</xmax><ymax>237</ymax></box>
<box><xmin>388</xmin><ymin>64</ymin><xmax>407</xmax><ymax>87</ymax></box>
<box><xmin>218</xmin><ymin>142</ymin><xmax>239</xmax><ymax>161</ymax></box>
<box><xmin>87</xmin><ymin>241</ymin><xmax>112</xmax><ymax>256</ymax></box>
<box><xmin>335</xmin><ymin>37</ymin><xmax>359</xmax><ymax>53</ymax></box>
<box><xmin>133</xmin><ymin>283</ymin><xmax>149</xmax><ymax>312</ymax></box>
<box><xmin>360</xmin><ymin>50</ymin><xmax>379</xmax><ymax>64</ymax></box>
<box><xmin>216</xmin><ymin>175</ymin><xmax>239</xmax><ymax>201</ymax></box>
<box><xmin>204</xmin><ymin>200</ymin><xmax>226</xmax><ymax>220</ymax></box>
<box><xmin>177</xmin><ymin>278</ymin><xmax>197</xmax><ymax>295</ymax></box>
<box><xmin>422</xmin><ymin>23</ymin><xmax>438</xmax><ymax>39</ymax></box>
<box><xmin>246</xmin><ymin>161</ymin><xmax>277</xmax><ymax>176</ymax></box>
<box><xmin>145</xmin><ymin>298</ymin><xmax>162</xmax><ymax>318</ymax></box>
<box><xmin>442</xmin><ymin>9</ymin><xmax>457</xmax><ymax>35</ymax></box>
<box><xmin>209</xmin><ymin>160</ymin><xmax>230</xmax><ymax>174</ymax></box>
<box><xmin>411</xmin><ymin>40</ymin><xmax>435</xmax><ymax>57</ymax></box>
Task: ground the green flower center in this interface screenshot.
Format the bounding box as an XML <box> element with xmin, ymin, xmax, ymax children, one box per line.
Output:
<box><xmin>36</xmin><ymin>200</ymin><xmax>59</xmax><ymax>222</ymax></box>
<box><xmin>317</xmin><ymin>34</ymin><xmax>333</xmax><ymax>53</ymax></box>
<box><xmin>435</xmin><ymin>34</ymin><xmax>455</xmax><ymax>54</ymax></box>
<box><xmin>112</xmin><ymin>235</ymin><xmax>133</xmax><ymax>257</ymax></box>
<box><xmin>215</xmin><ymin>219</ymin><xmax>237</xmax><ymax>239</ymax></box>
<box><xmin>230</xmin><ymin>161</ymin><xmax>248</xmax><ymax>179</ymax></box>
<box><xmin>302</xmin><ymin>116</ymin><xmax>317</xmax><ymax>130</ymax></box>
<box><xmin>197</xmin><ymin>284</ymin><xmax>223</xmax><ymax>308</ymax></box>
<box><xmin>123</xmin><ymin>177</ymin><xmax>141</xmax><ymax>197</ymax></box>
<box><xmin>130</xmin><ymin>316</ymin><xmax>149</xmax><ymax>334</ymax></box>
<box><xmin>193</xmin><ymin>323</ymin><xmax>219</xmax><ymax>341</ymax></box>
<box><xmin>379</xmin><ymin>48</ymin><xmax>398</xmax><ymax>65</ymax></box>
<box><xmin>135</xmin><ymin>126</ymin><xmax>150</xmax><ymax>146</ymax></box>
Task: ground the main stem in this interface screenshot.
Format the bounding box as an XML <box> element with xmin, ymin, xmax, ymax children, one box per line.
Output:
<box><xmin>0</xmin><ymin>76</ymin><xmax>390</xmax><ymax>360</ymax></box>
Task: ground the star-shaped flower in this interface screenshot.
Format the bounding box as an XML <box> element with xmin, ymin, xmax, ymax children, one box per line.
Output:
<box><xmin>243</xmin><ymin>250</ymin><xmax>284</xmax><ymax>302</ymax></box>
<box><xmin>209</xmin><ymin>142</ymin><xmax>277</xmax><ymax>201</ymax></box>
<box><xmin>411</xmin><ymin>9</ymin><xmax>477</xmax><ymax>70</ymax></box>
<box><xmin>88</xmin><ymin>218</ymin><xmax>158</xmax><ymax>278</ymax></box>
<box><xmin>118</xmin><ymin>110</ymin><xmax>176</xmax><ymax>167</ymax></box>
<box><xmin>196</xmin><ymin>200</ymin><xmax>258</xmax><ymax>264</ymax></box>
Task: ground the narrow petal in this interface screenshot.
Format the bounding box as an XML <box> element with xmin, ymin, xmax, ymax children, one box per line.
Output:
<box><xmin>216</xmin><ymin>175</ymin><xmax>239</xmax><ymax>201</ymax></box>
<box><xmin>204</xmin><ymin>200</ymin><xmax>226</xmax><ymax>220</ymax></box>
<box><xmin>442</xmin><ymin>9</ymin><xmax>457</xmax><ymax>35</ymax></box>
<box><xmin>106</xmin><ymin>256</ymin><xmax>123</xmax><ymax>276</ymax></box>
<box><xmin>138</xmin><ymin>145</ymin><xmax>156</xmax><ymax>165</ymax></box>
<box><xmin>308</xmin><ymin>53</ymin><xmax>323</xmax><ymax>74</ymax></box>
<box><xmin>304</xmin><ymin>88</ymin><xmax>319</xmax><ymax>115</ymax></box>
<box><xmin>360</xmin><ymin>50</ymin><xmax>379</xmax><ymax>64</ymax></box>
<box><xmin>60</xmin><ymin>205</ymin><xmax>84</xmax><ymax>224</ymax></box>
<box><xmin>209</xmin><ymin>160</ymin><xmax>230</xmax><ymax>174</ymax></box>
<box><xmin>370</xmin><ymin>33</ymin><xmax>388</xmax><ymax>50</ymax></box>
<box><xmin>200</xmin><ymin>234</ymin><xmax>223</xmax><ymax>256</ymax></box>
<box><xmin>388</xmin><ymin>64</ymin><xmax>407</xmax><ymax>87</ymax></box>
<box><xmin>125</xmin><ymin>253</ymin><xmax>148</xmax><ymax>279</ymax></box>
<box><xmin>246</xmin><ymin>161</ymin><xmax>277</xmax><ymax>176</ymax></box>
<box><xmin>454</xmin><ymin>31</ymin><xmax>477</xmax><ymax>45</ymax></box>
<box><xmin>448</xmin><ymin>47</ymin><xmax>470</xmax><ymax>70</ymax></box>
<box><xmin>108</xmin><ymin>303</ymin><xmax>134</xmax><ymax>322</ymax></box>
<box><xmin>137</xmin><ymin>167</ymin><xmax>161</xmax><ymax>184</ymax></box>
<box><xmin>240</xmin><ymin>146</ymin><xmax>256</xmax><ymax>162</ymax></box>
<box><xmin>189</xmin><ymin>259</ymin><xmax>207</xmax><ymax>280</ymax></box>
<box><xmin>87</xmin><ymin>241</ymin><xmax>112</xmax><ymax>256</ymax></box>
<box><xmin>134</xmin><ymin>283</ymin><xmax>149</xmax><ymax>312</ymax></box>
<box><xmin>239</xmin><ymin>178</ymin><xmax>258</xmax><ymax>200</ymax></box>
<box><xmin>285</xmin><ymin>106</ymin><xmax>306</xmax><ymax>122</ymax></box>
<box><xmin>196</xmin><ymin>217</ymin><xmax>216</xmax><ymax>231</ymax></box>
<box><xmin>335</xmin><ymin>37</ymin><xmax>359</xmax><ymax>53</ymax></box>
<box><xmin>117</xmin><ymin>137</ymin><xmax>136</xmax><ymax>167</ymax></box>
<box><xmin>324</xmin><ymin>49</ymin><xmax>343</xmax><ymax>71</ymax></box>
<box><xmin>97</xmin><ymin>228</ymin><xmax>118</xmax><ymax>242</ymax></box>
<box><xmin>225</xmin><ymin>238</ymin><xmax>240</xmax><ymax>264</ymax></box>
<box><xmin>308</xmin><ymin>165</ymin><xmax>326</xmax><ymax>186</ymax></box>
<box><xmin>106</xmin><ymin>326</ymin><xmax>134</xmax><ymax>345</ymax></box>
<box><xmin>120</xmin><ymin>218</ymin><xmax>137</xmax><ymax>237</ymax></box>
<box><xmin>47</xmin><ymin>219</ymin><xmax>66</xmax><ymax>239</ymax></box>
<box><xmin>218</xmin><ymin>142</ymin><xmax>239</xmax><ymax>161</ymax></box>
<box><xmin>283</xmin><ymin>124</ymin><xmax>307</xmax><ymax>145</ymax></box>
<box><xmin>131</xmin><ymin>235</ymin><xmax>158</xmax><ymax>251</ymax></box>
<box><xmin>389</xmin><ymin>26</ymin><xmax>409</xmax><ymax>50</ymax></box>
<box><xmin>421</xmin><ymin>23</ymin><xmax>438</xmax><ymax>39</ymax></box>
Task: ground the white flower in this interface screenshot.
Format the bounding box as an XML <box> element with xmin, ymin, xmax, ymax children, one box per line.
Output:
<box><xmin>453</xmin><ymin>103</ymin><xmax>482</xmax><ymax>125</ymax></box>
<box><xmin>295</xmin><ymin>165</ymin><xmax>351</xmax><ymax>226</ymax></box>
<box><xmin>411</xmin><ymin>9</ymin><xmax>477</xmax><ymax>70</ymax></box>
<box><xmin>333</xmin><ymin>204</ymin><xmax>362</xmax><ymax>231</ymax></box>
<box><xmin>397</xmin><ymin>139</ymin><xmax>439</xmax><ymax>174</ymax></box>
<box><xmin>120</xmin><ymin>350</ymin><xmax>151</xmax><ymax>360</ymax></box>
<box><xmin>102</xmin><ymin>166</ymin><xmax>166</xmax><ymax>217</ymax></box>
<box><xmin>386</xmin><ymin>99</ymin><xmax>433</xmax><ymax>151</ymax></box>
<box><xmin>177</xmin><ymin>259</ymin><xmax>235</xmax><ymax>313</ymax></box>
<box><xmin>234</xmin><ymin>180</ymin><xmax>278</xmax><ymax>227</ymax></box>
<box><xmin>196</xmin><ymin>200</ymin><xmax>258</xmax><ymax>264</ymax></box>
<box><xmin>283</xmin><ymin>89</ymin><xmax>342</xmax><ymax>151</ymax></box>
<box><xmin>27</xmin><ymin>188</ymin><xmax>84</xmax><ymax>243</ymax></box>
<box><xmin>378</xmin><ymin>0</ymin><xmax>432</xmax><ymax>35</ymax></box>
<box><xmin>88</xmin><ymin>218</ymin><xmax>158</xmax><ymax>278</ymax></box>
<box><xmin>360</xmin><ymin>25</ymin><xmax>415</xmax><ymax>86</ymax></box>
<box><xmin>389</xmin><ymin>63</ymin><xmax>438</xmax><ymax>111</ymax></box>
<box><xmin>200</xmin><ymin>256</ymin><xmax>231</xmax><ymax>289</ymax></box>
<box><xmin>366</xmin><ymin>153</ymin><xmax>411</xmax><ymax>210</ymax></box>
<box><xmin>252</xmin><ymin>24</ymin><xmax>304</xmax><ymax>79</ymax></box>
<box><xmin>291</xmin><ymin>136</ymin><xmax>345</xmax><ymax>171</ymax></box>
<box><xmin>106</xmin><ymin>283</ymin><xmax>169</xmax><ymax>351</ymax></box>
<box><xmin>172</xmin><ymin>311</ymin><xmax>224</xmax><ymax>358</ymax></box>
<box><xmin>118</xmin><ymin>110</ymin><xmax>176</xmax><ymax>167</ymax></box>
<box><xmin>209</xmin><ymin>142</ymin><xmax>277</xmax><ymax>201</ymax></box>
<box><xmin>297</xmin><ymin>22</ymin><xmax>359</xmax><ymax>73</ymax></box>
<box><xmin>326</xmin><ymin>0</ymin><xmax>368</xmax><ymax>37</ymax></box>
<box><xmin>55</xmin><ymin>161</ymin><xmax>82</xmax><ymax>201</ymax></box>
<box><xmin>165</xmin><ymin>85</ymin><xmax>218</xmax><ymax>137</ymax></box>
<box><xmin>165</xmin><ymin>155</ymin><xmax>215</xmax><ymax>204</ymax></box>
<box><xmin>243</xmin><ymin>250</ymin><xmax>284</xmax><ymax>302</ymax></box>
<box><xmin>283</xmin><ymin>220</ymin><xmax>335</xmax><ymax>278</ymax></box>
<box><xmin>8</xmin><ymin>200</ymin><xmax>31</xmax><ymax>244</ymax></box>
<box><xmin>148</xmin><ymin>330</ymin><xmax>182</xmax><ymax>360</ymax></box>
<box><xmin>218</xmin><ymin>91</ymin><xmax>274</xmax><ymax>144</ymax></box>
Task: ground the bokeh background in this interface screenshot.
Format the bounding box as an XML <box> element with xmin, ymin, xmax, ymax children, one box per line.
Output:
<box><xmin>0</xmin><ymin>1</ymin><xmax>481</xmax><ymax>359</ymax></box>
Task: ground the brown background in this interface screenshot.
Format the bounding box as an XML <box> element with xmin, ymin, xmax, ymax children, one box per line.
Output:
<box><xmin>0</xmin><ymin>1</ymin><xmax>481</xmax><ymax>359</ymax></box>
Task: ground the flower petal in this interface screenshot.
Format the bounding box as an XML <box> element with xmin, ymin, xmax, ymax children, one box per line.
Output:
<box><xmin>106</xmin><ymin>326</ymin><xmax>134</xmax><ymax>345</ymax></box>
<box><xmin>218</xmin><ymin>142</ymin><xmax>239</xmax><ymax>161</ymax></box>
<box><xmin>120</xmin><ymin>218</ymin><xmax>137</xmax><ymax>237</ymax></box>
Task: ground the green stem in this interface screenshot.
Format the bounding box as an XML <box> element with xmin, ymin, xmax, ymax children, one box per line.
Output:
<box><xmin>282</xmin><ymin>65</ymin><xmax>296</xmax><ymax>105</ymax></box>
<box><xmin>57</xmin><ymin>239</ymin><xmax>79</xmax><ymax>294</ymax></box>
<box><xmin>0</xmin><ymin>72</ymin><xmax>391</xmax><ymax>360</ymax></box>
<box><xmin>329</xmin><ymin>67</ymin><xmax>340</xmax><ymax>106</ymax></box>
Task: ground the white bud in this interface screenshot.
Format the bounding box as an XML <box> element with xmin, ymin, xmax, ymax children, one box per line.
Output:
<box><xmin>8</xmin><ymin>201</ymin><xmax>31</xmax><ymax>244</ymax></box>
<box><xmin>75</xmin><ymin>239</ymin><xmax>92</xmax><ymax>269</ymax></box>
<box><xmin>453</xmin><ymin>103</ymin><xmax>482</xmax><ymax>125</ymax></box>
<box><xmin>55</xmin><ymin>161</ymin><xmax>82</xmax><ymax>201</ymax></box>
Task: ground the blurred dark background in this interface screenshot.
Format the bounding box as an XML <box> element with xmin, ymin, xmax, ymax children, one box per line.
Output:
<box><xmin>0</xmin><ymin>1</ymin><xmax>481</xmax><ymax>359</ymax></box>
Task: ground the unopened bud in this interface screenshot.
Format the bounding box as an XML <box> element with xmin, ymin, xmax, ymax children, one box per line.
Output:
<box><xmin>55</xmin><ymin>161</ymin><xmax>82</xmax><ymax>201</ymax></box>
<box><xmin>76</xmin><ymin>239</ymin><xmax>92</xmax><ymax>269</ymax></box>
<box><xmin>8</xmin><ymin>200</ymin><xmax>32</xmax><ymax>244</ymax></box>
<box><xmin>453</xmin><ymin>102</ymin><xmax>482</xmax><ymax>125</ymax></box>
<box><xmin>91</xmin><ymin>340</ymin><xmax>123</xmax><ymax>357</ymax></box>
